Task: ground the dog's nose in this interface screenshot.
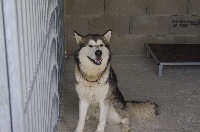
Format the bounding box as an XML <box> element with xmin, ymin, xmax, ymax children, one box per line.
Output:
<box><xmin>95</xmin><ymin>50</ymin><xmax>102</xmax><ymax>57</ymax></box>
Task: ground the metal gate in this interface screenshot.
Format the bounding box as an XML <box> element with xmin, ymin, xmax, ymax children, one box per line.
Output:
<box><xmin>0</xmin><ymin>0</ymin><xmax>64</xmax><ymax>132</ymax></box>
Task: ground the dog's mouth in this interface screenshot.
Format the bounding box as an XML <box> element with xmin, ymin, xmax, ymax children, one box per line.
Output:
<box><xmin>87</xmin><ymin>56</ymin><xmax>103</xmax><ymax>65</ymax></box>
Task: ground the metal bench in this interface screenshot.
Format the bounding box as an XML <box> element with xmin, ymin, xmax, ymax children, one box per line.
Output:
<box><xmin>145</xmin><ymin>43</ymin><xmax>200</xmax><ymax>76</ymax></box>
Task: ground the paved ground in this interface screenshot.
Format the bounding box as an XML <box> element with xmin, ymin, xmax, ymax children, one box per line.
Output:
<box><xmin>58</xmin><ymin>55</ymin><xmax>200</xmax><ymax>132</ymax></box>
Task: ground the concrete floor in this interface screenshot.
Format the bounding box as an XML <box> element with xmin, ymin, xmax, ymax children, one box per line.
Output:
<box><xmin>58</xmin><ymin>55</ymin><xmax>200</xmax><ymax>132</ymax></box>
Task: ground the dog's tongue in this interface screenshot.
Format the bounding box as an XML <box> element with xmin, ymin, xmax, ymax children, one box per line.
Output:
<box><xmin>95</xmin><ymin>58</ymin><xmax>102</xmax><ymax>64</ymax></box>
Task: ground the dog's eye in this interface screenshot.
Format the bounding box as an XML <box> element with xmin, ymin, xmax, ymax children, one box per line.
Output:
<box><xmin>88</xmin><ymin>45</ymin><xmax>93</xmax><ymax>47</ymax></box>
<box><xmin>100</xmin><ymin>44</ymin><xmax>104</xmax><ymax>47</ymax></box>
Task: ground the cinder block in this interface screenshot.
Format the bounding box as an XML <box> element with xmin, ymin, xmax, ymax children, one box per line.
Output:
<box><xmin>188</xmin><ymin>0</ymin><xmax>200</xmax><ymax>15</ymax></box>
<box><xmin>105</xmin><ymin>0</ymin><xmax>146</xmax><ymax>16</ymax></box>
<box><xmin>170</xmin><ymin>16</ymin><xmax>200</xmax><ymax>35</ymax></box>
<box><xmin>146</xmin><ymin>35</ymin><xmax>186</xmax><ymax>44</ymax></box>
<box><xmin>110</xmin><ymin>36</ymin><xmax>146</xmax><ymax>55</ymax></box>
<box><xmin>65</xmin><ymin>35</ymin><xmax>146</xmax><ymax>56</ymax></box>
<box><xmin>185</xmin><ymin>36</ymin><xmax>200</xmax><ymax>43</ymax></box>
<box><xmin>65</xmin><ymin>37</ymin><xmax>78</xmax><ymax>56</ymax></box>
<box><xmin>130</xmin><ymin>16</ymin><xmax>170</xmax><ymax>35</ymax></box>
<box><xmin>89</xmin><ymin>16</ymin><xmax>130</xmax><ymax>35</ymax></box>
<box><xmin>147</xmin><ymin>0</ymin><xmax>188</xmax><ymax>15</ymax></box>
<box><xmin>64</xmin><ymin>0</ymin><xmax>104</xmax><ymax>16</ymax></box>
<box><xmin>65</xmin><ymin>17</ymin><xmax>89</xmax><ymax>37</ymax></box>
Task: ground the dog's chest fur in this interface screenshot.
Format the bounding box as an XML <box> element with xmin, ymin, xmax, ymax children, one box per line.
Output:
<box><xmin>75</xmin><ymin>65</ymin><xmax>110</xmax><ymax>103</ymax></box>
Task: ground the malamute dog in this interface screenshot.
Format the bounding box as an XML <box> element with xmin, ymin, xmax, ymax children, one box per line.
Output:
<box><xmin>74</xmin><ymin>30</ymin><xmax>158</xmax><ymax>132</ymax></box>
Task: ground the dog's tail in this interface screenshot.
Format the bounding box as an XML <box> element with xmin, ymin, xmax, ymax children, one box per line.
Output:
<box><xmin>126</xmin><ymin>100</ymin><xmax>159</xmax><ymax>120</ymax></box>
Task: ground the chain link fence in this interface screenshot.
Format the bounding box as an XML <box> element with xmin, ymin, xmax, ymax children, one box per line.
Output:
<box><xmin>0</xmin><ymin>0</ymin><xmax>65</xmax><ymax>131</ymax></box>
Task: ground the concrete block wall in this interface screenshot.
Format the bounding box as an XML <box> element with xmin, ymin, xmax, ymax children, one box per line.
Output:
<box><xmin>64</xmin><ymin>0</ymin><xmax>200</xmax><ymax>56</ymax></box>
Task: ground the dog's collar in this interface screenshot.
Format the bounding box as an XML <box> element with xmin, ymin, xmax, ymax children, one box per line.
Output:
<box><xmin>85</xmin><ymin>78</ymin><xmax>99</xmax><ymax>83</ymax></box>
<box><xmin>77</xmin><ymin>65</ymin><xmax>109</xmax><ymax>83</ymax></box>
<box><xmin>80</xmin><ymin>70</ymin><xmax>102</xmax><ymax>83</ymax></box>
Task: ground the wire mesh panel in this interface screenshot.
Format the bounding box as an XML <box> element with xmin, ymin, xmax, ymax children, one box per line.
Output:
<box><xmin>1</xmin><ymin>0</ymin><xmax>64</xmax><ymax>132</ymax></box>
<box><xmin>0</xmin><ymin>0</ymin><xmax>12</xmax><ymax>132</ymax></box>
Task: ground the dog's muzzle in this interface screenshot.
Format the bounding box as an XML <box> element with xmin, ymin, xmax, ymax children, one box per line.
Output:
<box><xmin>87</xmin><ymin>50</ymin><xmax>103</xmax><ymax>65</ymax></box>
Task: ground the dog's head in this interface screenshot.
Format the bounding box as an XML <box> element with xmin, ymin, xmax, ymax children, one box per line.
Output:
<box><xmin>74</xmin><ymin>30</ymin><xmax>112</xmax><ymax>66</ymax></box>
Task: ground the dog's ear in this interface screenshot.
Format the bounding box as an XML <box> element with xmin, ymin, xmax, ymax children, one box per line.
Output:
<box><xmin>74</xmin><ymin>31</ymin><xmax>83</xmax><ymax>44</ymax></box>
<box><xmin>103</xmin><ymin>30</ymin><xmax>112</xmax><ymax>42</ymax></box>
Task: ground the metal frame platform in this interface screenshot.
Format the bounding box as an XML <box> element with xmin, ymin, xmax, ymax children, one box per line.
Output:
<box><xmin>145</xmin><ymin>43</ymin><xmax>200</xmax><ymax>76</ymax></box>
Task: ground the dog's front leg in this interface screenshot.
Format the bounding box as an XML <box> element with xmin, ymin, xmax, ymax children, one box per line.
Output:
<box><xmin>75</xmin><ymin>100</ymin><xmax>89</xmax><ymax>132</ymax></box>
<box><xmin>95</xmin><ymin>100</ymin><xmax>109</xmax><ymax>132</ymax></box>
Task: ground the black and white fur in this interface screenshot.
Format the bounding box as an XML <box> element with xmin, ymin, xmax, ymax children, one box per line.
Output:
<box><xmin>74</xmin><ymin>30</ymin><xmax>158</xmax><ymax>132</ymax></box>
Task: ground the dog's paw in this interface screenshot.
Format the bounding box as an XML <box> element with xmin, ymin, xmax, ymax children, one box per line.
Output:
<box><xmin>85</xmin><ymin>114</ymin><xmax>91</xmax><ymax>120</ymax></box>
<box><xmin>74</xmin><ymin>129</ymin><xmax>83</xmax><ymax>132</ymax></box>
<box><xmin>74</xmin><ymin>130</ymin><xmax>82</xmax><ymax>132</ymax></box>
<box><xmin>122</xmin><ymin>125</ymin><xmax>130</xmax><ymax>132</ymax></box>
